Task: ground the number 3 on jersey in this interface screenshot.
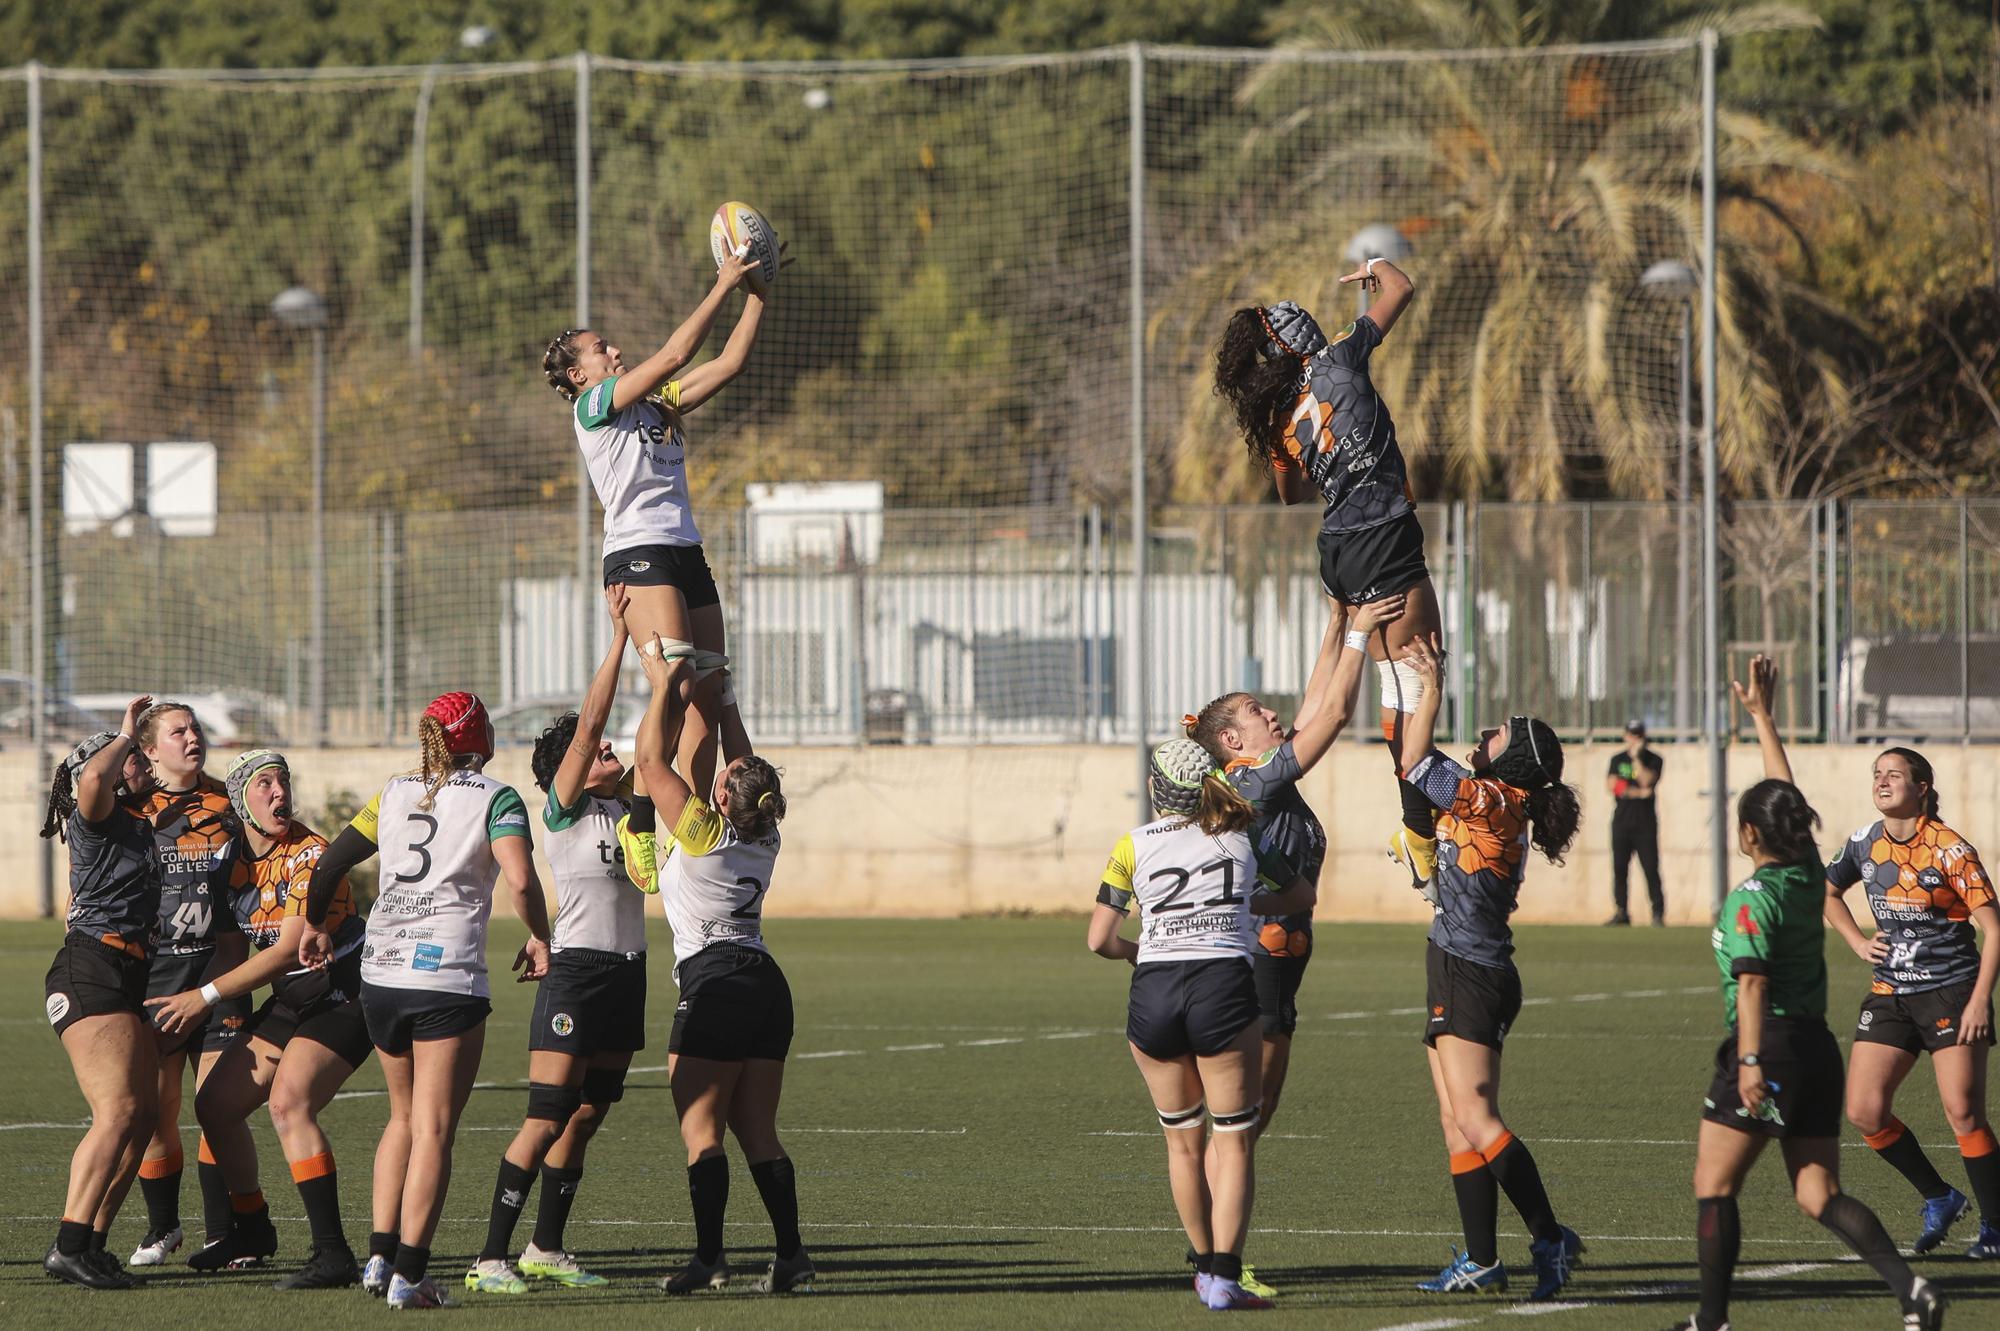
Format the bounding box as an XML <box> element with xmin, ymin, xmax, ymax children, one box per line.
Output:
<box><xmin>730</xmin><ymin>875</ymin><xmax>767</xmax><ymax>919</ymax></box>
<box><xmin>392</xmin><ymin>813</ymin><xmax>439</xmax><ymax>884</ymax></box>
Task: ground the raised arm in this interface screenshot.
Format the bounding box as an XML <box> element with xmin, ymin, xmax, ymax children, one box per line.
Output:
<box><xmin>1338</xmin><ymin>257</ymin><xmax>1415</xmax><ymax>337</ymax></box>
<box><xmin>552</xmin><ymin>586</ymin><xmax>632</xmax><ymax>811</ymax></box>
<box><xmin>1397</xmin><ymin>634</ymin><xmax>1446</xmax><ymax>774</ymax></box>
<box><xmin>1730</xmin><ymin>653</ymin><xmax>1792</xmax><ymax>786</ymax></box>
<box><xmin>672</xmin><ymin>293</ymin><xmax>768</xmax><ymax>414</ymax></box>
<box><xmin>77</xmin><ymin>695</ymin><xmax>151</xmax><ymax>823</ymax></box>
<box><xmin>609</xmin><ymin>250</ymin><xmax>754</xmax><ymax>411</ymax></box>
<box><xmin>712</xmin><ymin>671</ymin><xmax>754</xmax><ymax>765</ymax></box>
<box><xmin>1291</xmin><ymin>593</ymin><xmax>1407</xmax><ymax>773</ymax></box>
<box><xmin>634</xmin><ymin>634</ymin><xmax>698</xmax><ymax>828</ymax></box>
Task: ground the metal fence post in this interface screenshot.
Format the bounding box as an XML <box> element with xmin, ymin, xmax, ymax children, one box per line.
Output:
<box><xmin>1128</xmin><ymin>43</ymin><xmax>1149</xmax><ymax>817</ymax></box>
<box><xmin>1450</xmin><ymin>500</ymin><xmax>1469</xmax><ymax>745</ymax></box>
<box><xmin>28</xmin><ymin>60</ymin><xmax>51</xmax><ymax>915</ymax></box>
<box><xmin>409</xmin><ymin>64</ymin><xmax>437</xmax><ymax>353</ymax></box>
<box><xmin>1961</xmin><ymin>498</ymin><xmax>1972</xmax><ymax>741</ymax></box>
<box><xmin>1700</xmin><ymin>29</ymin><xmax>1726</xmax><ymax>917</ymax></box>
<box><xmin>381</xmin><ymin>511</ymin><xmax>397</xmax><ymax>744</ymax></box>
<box><xmin>1823</xmin><ymin>499</ymin><xmax>1839</xmax><ymax>743</ymax></box>
<box><xmin>574</xmin><ymin>52</ymin><xmax>594</xmax><ymax>692</ymax></box>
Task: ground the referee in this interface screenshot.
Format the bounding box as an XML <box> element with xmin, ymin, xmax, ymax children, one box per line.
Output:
<box><xmin>1606</xmin><ymin>720</ymin><xmax>1665</xmax><ymax>926</ymax></box>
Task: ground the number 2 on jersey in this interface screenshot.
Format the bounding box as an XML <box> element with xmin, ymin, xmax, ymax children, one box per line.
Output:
<box><xmin>392</xmin><ymin>813</ymin><xmax>439</xmax><ymax>884</ymax></box>
<box><xmin>1149</xmin><ymin>857</ymin><xmax>1240</xmax><ymax>913</ymax></box>
<box><xmin>730</xmin><ymin>875</ymin><xmax>767</xmax><ymax>920</ymax></box>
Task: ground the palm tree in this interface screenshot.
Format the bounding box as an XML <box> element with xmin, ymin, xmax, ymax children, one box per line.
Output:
<box><xmin>1157</xmin><ymin>0</ymin><xmax>1855</xmax><ymax>506</ymax></box>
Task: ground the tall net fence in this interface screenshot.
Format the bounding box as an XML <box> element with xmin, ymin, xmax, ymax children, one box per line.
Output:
<box><xmin>4</xmin><ymin>42</ymin><xmax>1992</xmax><ymax>858</ymax></box>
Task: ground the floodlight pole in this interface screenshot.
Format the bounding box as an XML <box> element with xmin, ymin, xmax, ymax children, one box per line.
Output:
<box><xmin>1129</xmin><ymin>43</ymin><xmax>1149</xmax><ymax>819</ymax></box>
<box><xmin>1701</xmin><ymin>30</ymin><xmax>1726</xmax><ymax>915</ymax></box>
<box><xmin>310</xmin><ymin>324</ymin><xmax>327</xmax><ymax>747</ymax></box>
<box><xmin>28</xmin><ymin>61</ymin><xmax>52</xmax><ymax>915</ymax></box>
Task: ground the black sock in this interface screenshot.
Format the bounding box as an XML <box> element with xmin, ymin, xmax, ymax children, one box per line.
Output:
<box><xmin>295</xmin><ymin>1168</ymin><xmax>348</xmax><ymax>1251</ymax></box>
<box><xmin>1959</xmin><ymin>1134</ymin><xmax>2000</xmax><ymax>1223</ymax></box>
<box><xmin>1450</xmin><ymin>1159</ymin><xmax>1501</xmax><ymax>1266</ymax></box>
<box><xmin>687</xmin><ymin>1154</ymin><xmax>729</xmax><ymax>1264</ymax></box>
<box><xmin>1192</xmin><ymin>1250</ymin><xmax>1213</xmax><ymax>1275</ymax></box>
<box><xmin>748</xmin><ymin>1157</ymin><xmax>802</xmax><ymax>1259</ymax></box>
<box><xmin>1870</xmin><ymin>1121</ymin><xmax>1953</xmax><ymax>1201</ymax></box>
<box><xmin>392</xmin><ymin>1241</ymin><xmax>431</xmax><ymax>1283</ymax></box>
<box><xmin>1211</xmin><ymin>1251</ymin><xmax>1242</xmax><ymax>1282</ymax></box>
<box><xmin>1398</xmin><ymin>779</ymin><xmax>1437</xmax><ymax>837</ymax></box>
<box><xmin>1486</xmin><ymin>1135</ymin><xmax>1561</xmax><ymax>1244</ymax></box>
<box><xmin>198</xmin><ymin>1158</ymin><xmax>232</xmax><ymax>1242</ymax></box>
<box><xmin>139</xmin><ymin>1168</ymin><xmax>183</xmax><ymax>1234</ymax></box>
<box><xmin>1696</xmin><ymin>1196</ymin><xmax>1739</xmax><ymax>1329</ymax></box>
<box><xmin>368</xmin><ymin>1229</ymin><xmax>399</xmax><ymax>1261</ymax></box>
<box><xmin>531</xmin><ymin>1165</ymin><xmax>583</xmax><ymax>1254</ymax></box>
<box><xmin>482</xmin><ymin>1158</ymin><xmax>535</xmax><ymax>1262</ymax></box>
<box><xmin>1817</xmin><ymin>1193</ymin><xmax>1916</xmax><ymax>1306</ymax></box>
<box><xmin>56</xmin><ymin>1218</ymin><xmax>91</xmax><ymax>1257</ymax></box>
<box><xmin>89</xmin><ymin>1228</ymin><xmax>108</xmax><ymax>1253</ymax></box>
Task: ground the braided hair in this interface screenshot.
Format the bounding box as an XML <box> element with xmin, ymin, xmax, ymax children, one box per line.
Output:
<box><xmin>414</xmin><ymin>715</ymin><xmax>471</xmax><ymax>811</ymax></box>
<box><xmin>543</xmin><ymin>329</ymin><xmax>585</xmax><ymax>401</ymax></box>
<box><xmin>39</xmin><ymin>762</ymin><xmax>78</xmax><ymax>842</ymax></box>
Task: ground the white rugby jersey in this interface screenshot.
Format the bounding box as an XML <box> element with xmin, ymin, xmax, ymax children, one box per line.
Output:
<box><xmin>657</xmin><ymin>797</ymin><xmax>778</xmax><ymax>981</ymax></box>
<box><xmin>357</xmin><ymin>768</ymin><xmax>531</xmax><ymax>998</ymax></box>
<box><xmin>544</xmin><ymin>788</ymin><xmax>648</xmax><ymax>956</ymax></box>
<box><xmin>572</xmin><ymin>376</ymin><xmax>702</xmax><ymax>555</ymax></box>
<box><xmin>1097</xmin><ymin>816</ymin><xmax>1273</xmax><ymax>966</ymax></box>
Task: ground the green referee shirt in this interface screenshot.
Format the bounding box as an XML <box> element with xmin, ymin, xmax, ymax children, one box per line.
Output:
<box><xmin>1712</xmin><ymin>860</ymin><xmax>1828</xmax><ymax>1028</ymax></box>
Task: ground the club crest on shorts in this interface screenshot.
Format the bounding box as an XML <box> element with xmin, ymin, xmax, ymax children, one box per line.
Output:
<box><xmin>46</xmin><ymin>992</ymin><xmax>70</xmax><ymax>1027</ymax></box>
<box><xmin>627</xmin><ymin>560</ymin><xmax>651</xmax><ymax>573</ymax></box>
<box><xmin>551</xmin><ymin>1012</ymin><xmax>575</xmax><ymax>1037</ymax></box>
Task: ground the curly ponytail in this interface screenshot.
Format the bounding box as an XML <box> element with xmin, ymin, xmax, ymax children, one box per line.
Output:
<box><xmin>1214</xmin><ymin>307</ymin><xmax>1302</xmax><ymax>467</ymax></box>
<box><xmin>1879</xmin><ymin>747</ymin><xmax>1941</xmax><ymax>819</ymax></box>
<box><xmin>532</xmin><ymin>712</ymin><xmax>581</xmax><ymax>793</ymax></box>
<box><xmin>1521</xmin><ymin>781</ymin><xmax>1581</xmax><ymax>864</ymax></box>
<box><xmin>40</xmin><ymin>763</ymin><xmax>77</xmax><ymax>842</ymax></box>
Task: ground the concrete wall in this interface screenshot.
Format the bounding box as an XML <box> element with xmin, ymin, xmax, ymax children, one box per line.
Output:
<box><xmin>6</xmin><ymin>742</ymin><xmax>1998</xmax><ymax>924</ymax></box>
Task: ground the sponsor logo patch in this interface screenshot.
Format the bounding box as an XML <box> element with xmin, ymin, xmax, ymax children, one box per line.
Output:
<box><xmin>46</xmin><ymin>992</ymin><xmax>70</xmax><ymax>1027</ymax></box>
<box><xmin>412</xmin><ymin>943</ymin><xmax>444</xmax><ymax>973</ymax></box>
<box><xmin>551</xmin><ymin>1012</ymin><xmax>575</xmax><ymax>1037</ymax></box>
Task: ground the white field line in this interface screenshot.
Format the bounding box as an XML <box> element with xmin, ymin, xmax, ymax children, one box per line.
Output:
<box><xmin>1324</xmin><ymin>985</ymin><xmax>1711</xmax><ymax>1023</ymax></box>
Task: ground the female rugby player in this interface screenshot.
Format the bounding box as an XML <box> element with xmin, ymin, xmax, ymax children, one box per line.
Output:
<box><xmin>628</xmin><ymin>637</ymin><xmax>811</xmax><ymax>1297</ymax></box>
<box><xmin>39</xmin><ymin>699</ymin><xmax>161</xmax><ymax>1288</ymax></box>
<box><xmin>1664</xmin><ymin>657</ymin><xmax>1943</xmax><ymax>1331</ymax></box>
<box><xmin>1825</xmin><ymin>746</ymin><xmax>2000</xmax><ymax>1258</ymax></box>
<box><xmin>470</xmin><ymin>588</ymin><xmax>645</xmax><ymax>1294</ymax></box>
<box><xmin>1087</xmin><ymin>737</ymin><xmax>1314</xmax><ymax>1311</ymax></box>
<box><xmin>129</xmin><ymin>701</ymin><xmax>263</xmax><ymax>1271</ymax></box>
<box><xmin>148</xmin><ymin>749</ymin><xmax>372</xmax><ymax>1289</ymax></box>
<box><xmin>544</xmin><ymin>241</ymin><xmax>776</xmax><ymax>799</ymax></box>
<box><xmin>1394</xmin><ymin>637</ymin><xmax>1584</xmax><ymax>1300</ymax></box>
<box><xmin>1213</xmin><ymin>257</ymin><xmax>1445</xmax><ymax>892</ymax></box>
<box><xmin>301</xmin><ymin>692</ymin><xmax>552</xmax><ymax>1310</ymax></box>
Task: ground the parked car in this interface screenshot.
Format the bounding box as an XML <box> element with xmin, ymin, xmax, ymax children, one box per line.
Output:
<box><xmin>0</xmin><ymin>674</ymin><xmax>117</xmax><ymax>748</ymax></box>
<box><xmin>71</xmin><ymin>688</ymin><xmax>290</xmax><ymax>746</ymax></box>
<box><xmin>489</xmin><ymin>695</ymin><xmax>646</xmax><ymax>754</ymax></box>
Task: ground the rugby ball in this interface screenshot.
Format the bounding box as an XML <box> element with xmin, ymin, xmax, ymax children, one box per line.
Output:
<box><xmin>709</xmin><ymin>200</ymin><xmax>780</xmax><ymax>296</ymax></box>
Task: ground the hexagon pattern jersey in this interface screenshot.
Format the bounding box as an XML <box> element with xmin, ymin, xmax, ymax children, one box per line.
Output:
<box><xmin>1826</xmin><ymin>817</ymin><xmax>1995</xmax><ymax>995</ymax></box>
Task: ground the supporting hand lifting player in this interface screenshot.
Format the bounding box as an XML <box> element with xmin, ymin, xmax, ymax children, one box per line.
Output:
<box><xmin>1824</xmin><ymin>745</ymin><xmax>2000</xmax><ymax>1259</ymax></box>
<box><xmin>38</xmin><ymin>699</ymin><xmax>162</xmax><ymax>1290</ymax></box>
<box><xmin>1665</xmin><ymin>656</ymin><xmax>1944</xmax><ymax>1331</ymax></box>
<box><xmin>1087</xmin><ymin>738</ymin><xmax>1315</xmax><ymax>1311</ymax></box>
<box><xmin>1213</xmin><ymin>256</ymin><xmax>1448</xmax><ymax>901</ymax></box>
<box><xmin>469</xmin><ymin>587</ymin><xmax>647</xmax><ymax>1296</ymax></box>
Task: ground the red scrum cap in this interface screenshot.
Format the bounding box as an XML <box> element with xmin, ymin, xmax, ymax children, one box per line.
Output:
<box><xmin>423</xmin><ymin>691</ymin><xmax>493</xmax><ymax>759</ymax></box>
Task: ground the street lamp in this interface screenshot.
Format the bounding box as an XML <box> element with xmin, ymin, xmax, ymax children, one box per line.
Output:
<box><xmin>410</xmin><ymin>25</ymin><xmax>499</xmax><ymax>354</ymax></box>
<box><xmin>272</xmin><ymin>285</ymin><xmax>328</xmax><ymax>747</ymax></box>
<box><xmin>1343</xmin><ymin>223</ymin><xmax>1412</xmax><ymax>318</ymax></box>
<box><xmin>1642</xmin><ymin>259</ymin><xmax>1698</xmax><ymax>740</ymax></box>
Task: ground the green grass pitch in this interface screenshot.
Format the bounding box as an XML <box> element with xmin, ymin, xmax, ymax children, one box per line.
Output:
<box><xmin>1</xmin><ymin>918</ymin><xmax>1995</xmax><ymax>1328</ymax></box>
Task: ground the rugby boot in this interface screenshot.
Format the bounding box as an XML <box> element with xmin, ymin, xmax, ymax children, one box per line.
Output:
<box><xmin>1912</xmin><ymin>1187</ymin><xmax>1970</xmax><ymax>1254</ymax></box>
<box><xmin>129</xmin><ymin>1226</ymin><xmax>183</xmax><ymax>1266</ymax></box>
<box><xmin>1416</xmin><ymin>1248</ymin><xmax>1507</xmax><ymax>1294</ymax></box>
<box><xmin>463</xmin><ymin>1258</ymin><xmax>529</xmax><ymax>1294</ymax></box>
<box><xmin>752</xmin><ymin>1246</ymin><xmax>816</xmax><ymax>1294</ymax></box>
<box><xmin>1528</xmin><ymin>1224</ymin><xmax>1586</xmax><ymax>1299</ymax></box>
<box><xmin>519</xmin><ymin>1242</ymin><xmax>610</xmax><ymax>1287</ymax></box>
<box><xmin>45</xmin><ymin>1243</ymin><xmax>127</xmax><ymax>1290</ymax></box>
<box><xmin>361</xmin><ymin>1253</ymin><xmax>393</xmax><ymax>1296</ymax></box>
<box><xmin>1904</xmin><ymin>1274</ymin><xmax>1945</xmax><ymax>1330</ymax></box>
<box><xmin>1201</xmin><ymin>1277</ymin><xmax>1273</xmax><ymax>1310</ymax></box>
<box><xmin>660</xmin><ymin>1251</ymin><xmax>729</xmax><ymax>1294</ymax></box>
<box><xmin>386</xmin><ymin>1272</ymin><xmax>456</xmax><ymax>1309</ymax></box>
<box><xmin>1966</xmin><ymin>1220</ymin><xmax>2000</xmax><ymax>1258</ymax></box>
<box><xmin>273</xmin><ymin>1243</ymin><xmax>360</xmax><ymax>1290</ymax></box>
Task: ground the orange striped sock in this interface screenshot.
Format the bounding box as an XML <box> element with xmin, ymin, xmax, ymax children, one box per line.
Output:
<box><xmin>1862</xmin><ymin>1120</ymin><xmax>1907</xmax><ymax>1152</ymax></box>
<box><xmin>1957</xmin><ymin>1128</ymin><xmax>1998</xmax><ymax>1159</ymax></box>
<box><xmin>1449</xmin><ymin>1150</ymin><xmax>1486</xmax><ymax>1175</ymax></box>
<box><xmin>1478</xmin><ymin>1130</ymin><xmax>1516</xmax><ymax>1165</ymax></box>
<box><xmin>230</xmin><ymin>1189</ymin><xmax>266</xmax><ymax>1215</ymax></box>
<box><xmin>138</xmin><ymin>1148</ymin><xmax>184</xmax><ymax>1180</ymax></box>
<box><xmin>290</xmin><ymin>1152</ymin><xmax>336</xmax><ymax>1184</ymax></box>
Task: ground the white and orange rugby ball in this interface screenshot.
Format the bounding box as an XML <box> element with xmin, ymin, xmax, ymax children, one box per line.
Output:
<box><xmin>709</xmin><ymin>201</ymin><xmax>780</xmax><ymax>296</ymax></box>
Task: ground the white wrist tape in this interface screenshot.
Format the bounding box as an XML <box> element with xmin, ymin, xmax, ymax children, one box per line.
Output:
<box><xmin>1364</xmin><ymin>256</ymin><xmax>1383</xmax><ymax>275</ymax></box>
<box><xmin>1377</xmin><ymin>657</ymin><xmax>1425</xmax><ymax>714</ymax></box>
<box><xmin>199</xmin><ymin>982</ymin><xmax>222</xmax><ymax>1005</ymax></box>
<box><xmin>1343</xmin><ymin>630</ymin><xmax>1370</xmax><ymax>654</ymax></box>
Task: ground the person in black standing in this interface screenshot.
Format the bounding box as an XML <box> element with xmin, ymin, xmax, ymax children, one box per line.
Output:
<box><xmin>1607</xmin><ymin>720</ymin><xmax>1665</xmax><ymax>926</ymax></box>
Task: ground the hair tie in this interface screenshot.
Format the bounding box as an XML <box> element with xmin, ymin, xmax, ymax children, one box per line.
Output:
<box><xmin>757</xmin><ymin>791</ymin><xmax>775</xmax><ymax>810</ymax></box>
<box><xmin>1181</xmin><ymin>712</ymin><xmax>1200</xmax><ymax>734</ymax></box>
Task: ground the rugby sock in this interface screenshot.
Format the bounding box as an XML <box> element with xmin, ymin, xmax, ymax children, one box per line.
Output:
<box><xmin>1448</xmin><ymin>1150</ymin><xmax>1500</xmax><ymax>1267</ymax></box>
<box><xmin>748</xmin><ymin>1156</ymin><xmax>802</xmax><ymax>1259</ymax></box>
<box><xmin>1191</xmin><ymin>1251</ymin><xmax>1214</xmax><ymax>1276</ymax></box>
<box><xmin>481</xmin><ymin>1158</ymin><xmax>535</xmax><ymax>1261</ymax></box>
<box><xmin>290</xmin><ymin>1152</ymin><xmax>347</xmax><ymax>1250</ymax></box>
<box><xmin>687</xmin><ymin>1154</ymin><xmax>729</xmax><ymax>1265</ymax></box>
<box><xmin>1482</xmin><ymin>1131</ymin><xmax>1561</xmax><ymax>1244</ymax></box>
<box><xmin>55</xmin><ymin>1218</ymin><xmax>90</xmax><ymax>1257</ymax></box>
<box><xmin>1816</xmin><ymin>1192</ymin><xmax>1917</xmax><ymax>1304</ymax></box>
<box><xmin>197</xmin><ymin>1136</ymin><xmax>232</xmax><ymax>1241</ymax></box>
<box><xmin>1398</xmin><ymin>778</ymin><xmax>1437</xmax><ymax>838</ymax></box>
<box><xmin>531</xmin><ymin>1165</ymin><xmax>584</xmax><ymax>1253</ymax></box>
<box><xmin>392</xmin><ymin>1241</ymin><xmax>431</xmax><ymax>1283</ymax></box>
<box><xmin>1695</xmin><ymin>1195</ymin><xmax>1739</xmax><ymax>1329</ymax></box>
<box><xmin>368</xmin><ymin>1229</ymin><xmax>399</xmax><ymax>1262</ymax></box>
<box><xmin>137</xmin><ymin>1147</ymin><xmax>183</xmax><ymax>1234</ymax></box>
<box><xmin>1863</xmin><ymin>1119</ymin><xmax>1953</xmax><ymax>1201</ymax></box>
<box><xmin>1957</xmin><ymin>1128</ymin><xmax>2000</xmax><ymax>1222</ymax></box>
<box><xmin>1211</xmin><ymin>1252</ymin><xmax>1243</xmax><ymax>1283</ymax></box>
<box><xmin>88</xmin><ymin>1227</ymin><xmax>108</xmax><ymax>1252</ymax></box>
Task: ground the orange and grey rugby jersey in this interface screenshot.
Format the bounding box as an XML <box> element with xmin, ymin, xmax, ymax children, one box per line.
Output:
<box><xmin>1407</xmin><ymin>752</ymin><xmax>1530</xmax><ymax>969</ymax></box>
<box><xmin>1271</xmin><ymin>314</ymin><xmax>1413</xmax><ymax>536</ymax></box>
<box><xmin>1826</xmin><ymin>817</ymin><xmax>1995</xmax><ymax>995</ymax></box>
<box><xmin>135</xmin><ymin>777</ymin><xmax>246</xmax><ymax>957</ymax></box>
<box><xmin>229</xmin><ymin>823</ymin><xmax>363</xmax><ymax>957</ymax></box>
